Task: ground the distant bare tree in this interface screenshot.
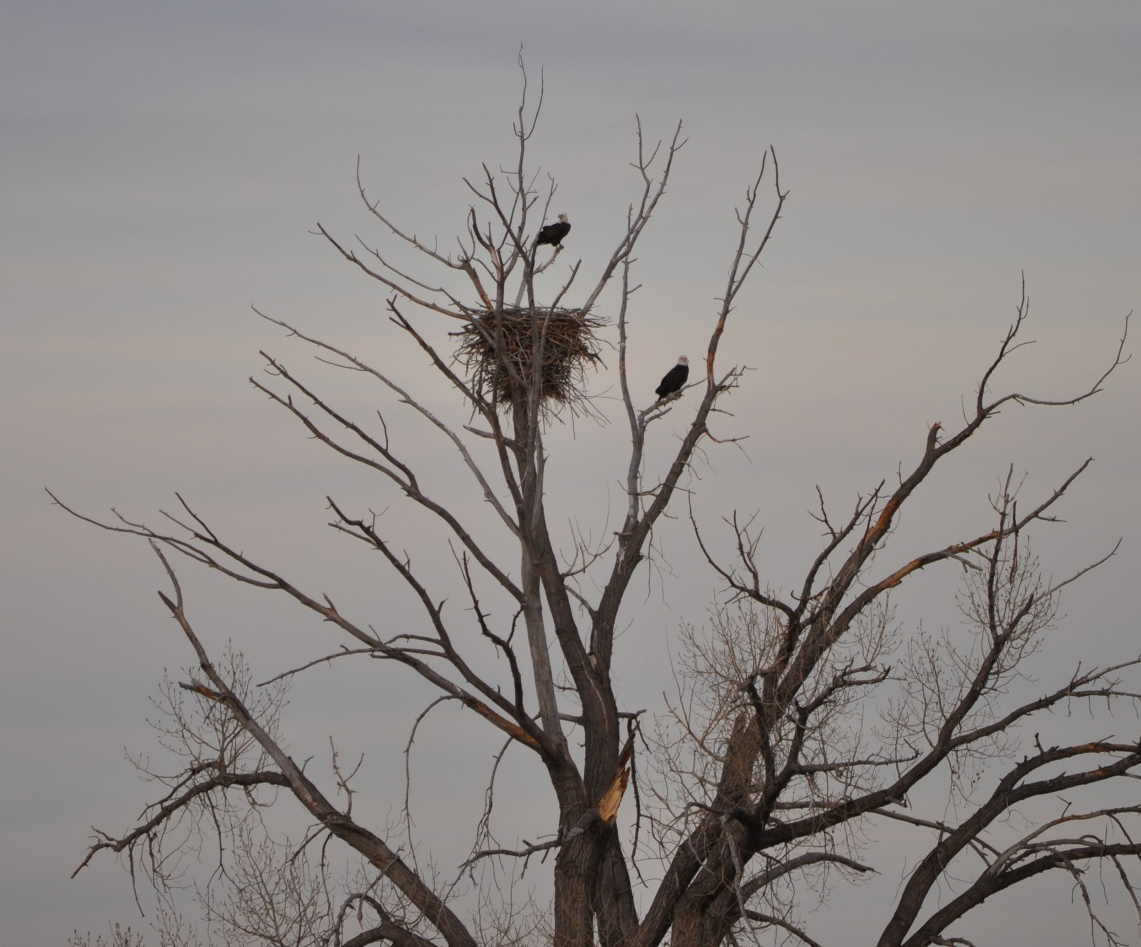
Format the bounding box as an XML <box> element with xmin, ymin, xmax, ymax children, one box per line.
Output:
<box><xmin>70</xmin><ymin>926</ymin><xmax>147</xmax><ymax>947</ymax></box>
<box><xmin>59</xmin><ymin>63</ymin><xmax>1138</xmax><ymax>947</ymax></box>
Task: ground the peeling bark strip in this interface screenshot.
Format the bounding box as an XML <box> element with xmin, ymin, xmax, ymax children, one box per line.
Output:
<box><xmin>56</xmin><ymin>65</ymin><xmax>1139</xmax><ymax>947</ymax></box>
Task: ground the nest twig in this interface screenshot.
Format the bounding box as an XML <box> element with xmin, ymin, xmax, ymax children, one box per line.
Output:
<box><xmin>455</xmin><ymin>307</ymin><xmax>606</xmax><ymax>414</ymax></box>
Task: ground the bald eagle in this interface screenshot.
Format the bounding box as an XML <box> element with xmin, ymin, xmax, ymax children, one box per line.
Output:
<box><xmin>534</xmin><ymin>214</ymin><xmax>571</xmax><ymax>249</ymax></box>
<box><xmin>655</xmin><ymin>356</ymin><xmax>689</xmax><ymax>400</ymax></box>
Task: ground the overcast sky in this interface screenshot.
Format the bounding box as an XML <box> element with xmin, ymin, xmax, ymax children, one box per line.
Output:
<box><xmin>3</xmin><ymin>2</ymin><xmax>1140</xmax><ymax>943</ymax></box>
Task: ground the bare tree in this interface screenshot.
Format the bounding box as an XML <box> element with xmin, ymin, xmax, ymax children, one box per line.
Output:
<box><xmin>59</xmin><ymin>66</ymin><xmax>1139</xmax><ymax>947</ymax></box>
<box><xmin>71</xmin><ymin>925</ymin><xmax>149</xmax><ymax>947</ymax></box>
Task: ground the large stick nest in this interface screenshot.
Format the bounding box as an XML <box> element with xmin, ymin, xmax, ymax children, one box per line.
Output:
<box><xmin>455</xmin><ymin>307</ymin><xmax>606</xmax><ymax>411</ymax></box>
